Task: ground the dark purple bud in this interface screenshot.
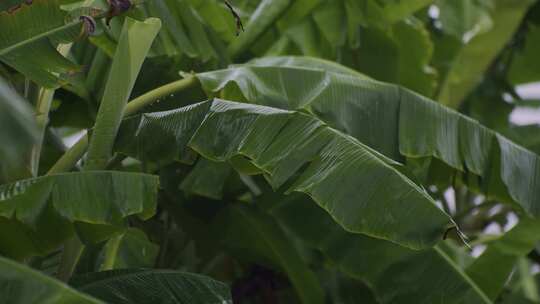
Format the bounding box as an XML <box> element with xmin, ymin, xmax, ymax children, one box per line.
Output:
<box><xmin>109</xmin><ymin>0</ymin><xmax>131</xmax><ymax>13</ymax></box>
<box><xmin>80</xmin><ymin>15</ymin><xmax>96</xmax><ymax>35</ymax></box>
<box><xmin>106</xmin><ymin>0</ymin><xmax>132</xmax><ymax>25</ymax></box>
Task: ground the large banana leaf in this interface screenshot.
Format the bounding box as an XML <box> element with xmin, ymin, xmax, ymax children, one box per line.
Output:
<box><xmin>0</xmin><ymin>171</ymin><xmax>158</xmax><ymax>258</ymax></box>
<box><xmin>71</xmin><ymin>269</ymin><xmax>232</xmax><ymax>304</ymax></box>
<box><xmin>0</xmin><ymin>78</ymin><xmax>37</xmax><ymax>177</ymax></box>
<box><xmin>436</xmin><ymin>0</ymin><xmax>535</xmax><ymax>108</ymax></box>
<box><xmin>270</xmin><ymin>195</ymin><xmax>491</xmax><ymax>304</ymax></box>
<box><xmin>114</xmin><ymin>98</ymin><xmax>452</xmax><ymax>249</ymax></box>
<box><xmin>196</xmin><ymin>57</ymin><xmax>540</xmax><ymax>218</ymax></box>
<box><xmin>0</xmin><ymin>0</ymin><xmax>95</xmax><ymax>87</ymax></box>
<box><xmin>0</xmin><ymin>255</ymin><xmax>103</xmax><ymax>304</ymax></box>
<box><xmin>215</xmin><ymin>204</ymin><xmax>324</xmax><ymax>304</ymax></box>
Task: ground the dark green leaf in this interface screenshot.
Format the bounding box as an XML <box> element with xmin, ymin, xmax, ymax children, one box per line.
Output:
<box><xmin>115</xmin><ymin>99</ymin><xmax>453</xmax><ymax>249</ymax></box>
<box><xmin>215</xmin><ymin>204</ymin><xmax>324</xmax><ymax>304</ymax></box>
<box><xmin>196</xmin><ymin>59</ymin><xmax>540</xmax><ymax>218</ymax></box>
<box><xmin>0</xmin><ymin>171</ymin><xmax>158</xmax><ymax>258</ymax></box>
<box><xmin>72</xmin><ymin>269</ymin><xmax>232</xmax><ymax>304</ymax></box>
<box><xmin>0</xmin><ymin>255</ymin><xmax>103</xmax><ymax>304</ymax></box>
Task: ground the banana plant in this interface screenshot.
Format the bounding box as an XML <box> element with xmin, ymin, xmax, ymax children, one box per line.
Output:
<box><xmin>2</xmin><ymin>0</ymin><xmax>540</xmax><ymax>303</ymax></box>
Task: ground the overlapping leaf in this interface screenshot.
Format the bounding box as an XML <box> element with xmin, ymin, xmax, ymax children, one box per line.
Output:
<box><xmin>508</xmin><ymin>24</ymin><xmax>540</xmax><ymax>84</ymax></box>
<box><xmin>0</xmin><ymin>0</ymin><xmax>95</xmax><ymax>87</ymax></box>
<box><xmin>97</xmin><ymin>228</ymin><xmax>159</xmax><ymax>271</ymax></box>
<box><xmin>115</xmin><ymin>98</ymin><xmax>452</xmax><ymax>249</ymax></box>
<box><xmin>228</xmin><ymin>0</ymin><xmax>436</xmax><ymax>94</ymax></box>
<box><xmin>0</xmin><ymin>78</ymin><xmax>37</xmax><ymax>178</ymax></box>
<box><xmin>0</xmin><ymin>171</ymin><xmax>158</xmax><ymax>258</ymax></box>
<box><xmin>141</xmin><ymin>0</ymin><xmax>226</xmax><ymax>64</ymax></box>
<box><xmin>436</xmin><ymin>0</ymin><xmax>535</xmax><ymax>108</ymax></box>
<box><xmin>270</xmin><ymin>196</ymin><xmax>491</xmax><ymax>304</ymax></box>
<box><xmin>71</xmin><ymin>269</ymin><xmax>232</xmax><ymax>304</ymax></box>
<box><xmin>466</xmin><ymin>218</ymin><xmax>540</xmax><ymax>300</ymax></box>
<box><xmin>196</xmin><ymin>57</ymin><xmax>540</xmax><ymax>218</ymax></box>
<box><xmin>215</xmin><ymin>204</ymin><xmax>324</xmax><ymax>304</ymax></box>
<box><xmin>0</xmin><ymin>255</ymin><xmax>103</xmax><ymax>304</ymax></box>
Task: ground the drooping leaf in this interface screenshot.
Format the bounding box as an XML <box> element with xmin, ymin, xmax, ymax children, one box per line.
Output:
<box><xmin>0</xmin><ymin>171</ymin><xmax>158</xmax><ymax>258</ymax></box>
<box><xmin>115</xmin><ymin>99</ymin><xmax>453</xmax><ymax>249</ymax></box>
<box><xmin>0</xmin><ymin>255</ymin><xmax>103</xmax><ymax>304</ymax></box>
<box><xmin>0</xmin><ymin>0</ymin><xmax>95</xmax><ymax>87</ymax></box>
<box><xmin>71</xmin><ymin>269</ymin><xmax>232</xmax><ymax>304</ymax></box>
<box><xmin>196</xmin><ymin>58</ymin><xmax>540</xmax><ymax>219</ymax></box>
<box><xmin>270</xmin><ymin>195</ymin><xmax>491</xmax><ymax>304</ymax></box>
<box><xmin>215</xmin><ymin>204</ymin><xmax>324</xmax><ymax>304</ymax></box>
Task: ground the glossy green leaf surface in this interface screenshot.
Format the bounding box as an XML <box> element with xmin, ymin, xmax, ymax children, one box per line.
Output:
<box><xmin>72</xmin><ymin>269</ymin><xmax>232</xmax><ymax>304</ymax></box>
<box><xmin>115</xmin><ymin>99</ymin><xmax>452</xmax><ymax>249</ymax></box>
<box><xmin>196</xmin><ymin>58</ymin><xmax>540</xmax><ymax>218</ymax></box>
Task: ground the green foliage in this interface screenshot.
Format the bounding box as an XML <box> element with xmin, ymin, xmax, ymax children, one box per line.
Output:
<box><xmin>0</xmin><ymin>171</ymin><xmax>158</xmax><ymax>258</ymax></box>
<box><xmin>0</xmin><ymin>255</ymin><xmax>103</xmax><ymax>303</ymax></box>
<box><xmin>2</xmin><ymin>0</ymin><xmax>540</xmax><ymax>303</ymax></box>
<box><xmin>71</xmin><ymin>269</ymin><xmax>232</xmax><ymax>303</ymax></box>
<box><xmin>0</xmin><ymin>0</ymin><xmax>92</xmax><ymax>88</ymax></box>
<box><xmin>0</xmin><ymin>78</ymin><xmax>38</xmax><ymax>178</ymax></box>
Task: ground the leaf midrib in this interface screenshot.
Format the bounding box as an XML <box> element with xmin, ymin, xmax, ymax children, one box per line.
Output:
<box><xmin>0</xmin><ymin>21</ymin><xmax>81</xmax><ymax>56</ymax></box>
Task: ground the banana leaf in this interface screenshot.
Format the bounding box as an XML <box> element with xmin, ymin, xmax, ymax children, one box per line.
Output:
<box><xmin>0</xmin><ymin>78</ymin><xmax>38</xmax><ymax>178</ymax></box>
<box><xmin>0</xmin><ymin>0</ymin><xmax>97</xmax><ymax>87</ymax></box>
<box><xmin>0</xmin><ymin>255</ymin><xmax>103</xmax><ymax>304</ymax></box>
<box><xmin>196</xmin><ymin>57</ymin><xmax>540</xmax><ymax>218</ymax></box>
<box><xmin>0</xmin><ymin>171</ymin><xmax>158</xmax><ymax>258</ymax></box>
<box><xmin>270</xmin><ymin>195</ymin><xmax>491</xmax><ymax>304</ymax></box>
<box><xmin>71</xmin><ymin>269</ymin><xmax>232</xmax><ymax>304</ymax></box>
<box><xmin>115</xmin><ymin>98</ymin><xmax>453</xmax><ymax>249</ymax></box>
